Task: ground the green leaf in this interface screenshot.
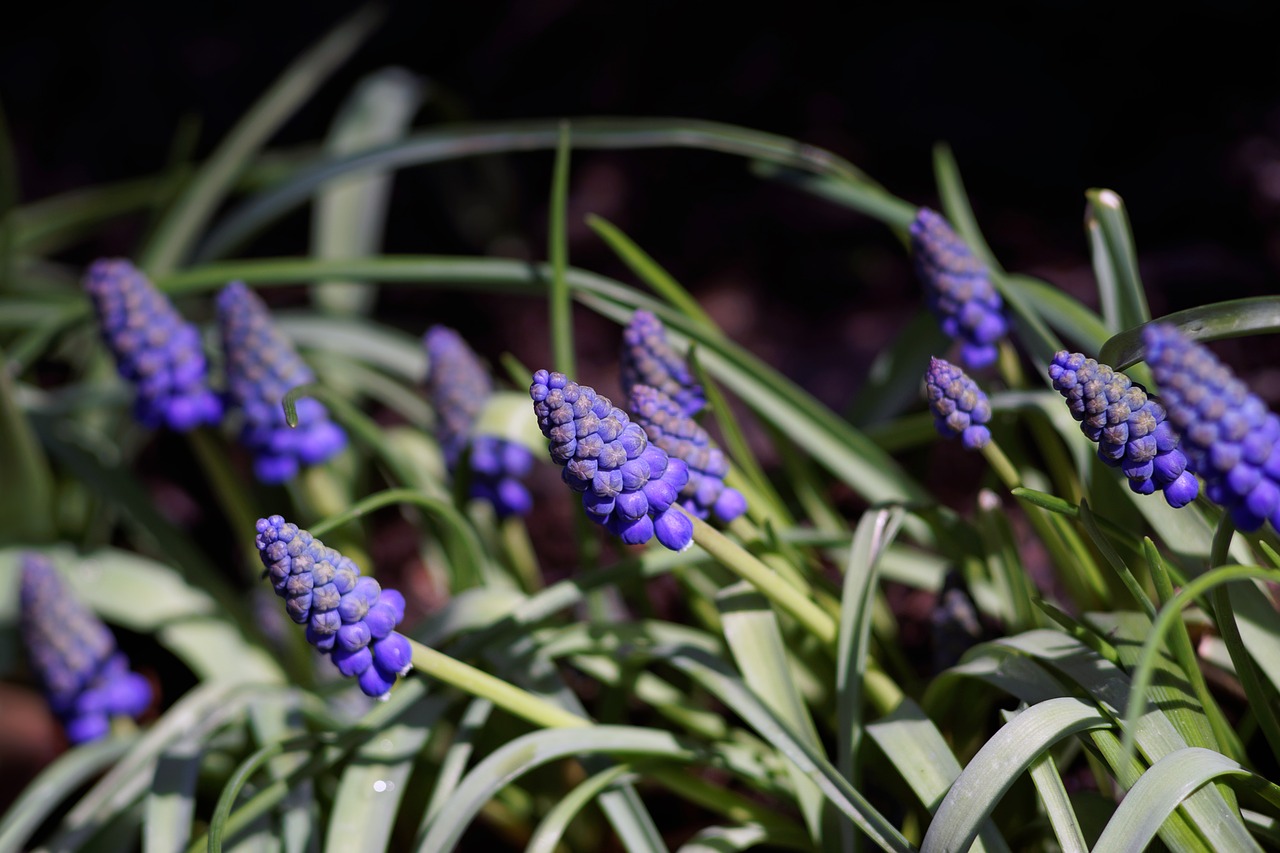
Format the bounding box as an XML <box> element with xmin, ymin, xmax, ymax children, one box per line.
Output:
<box><xmin>548</xmin><ymin>120</ymin><xmax>574</xmax><ymax>376</ymax></box>
<box><xmin>933</xmin><ymin>143</ymin><xmax>1000</xmax><ymax>273</ymax></box>
<box><xmin>0</xmin><ymin>352</ymin><xmax>54</xmax><ymax>543</ymax></box>
<box><xmin>524</xmin><ymin>765</ymin><xmax>633</xmax><ymax>853</ymax></box>
<box><xmin>141</xmin><ymin>5</ymin><xmax>383</xmax><ymax>275</ymax></box>
<box><xmin>324</xmin><ymin>690</ymin><xmax>444</xmax><ymax>853</ymax></box>
<box><xmin>414</xmin><ymin>726</ymin><xmax>693</xmax><ymax>852</ymax></box>
<box><xmin>1092</xmin><ymin>748</ymin><xmax>1280</xmax><ymax>853</ymax></box>
<box><xmin>845</xmin><ymin>311</ymin><xmax>948</xmax><ymax>428</ymax></box>
<box><xmin>196</xmin><ymin>117</ymin><xmax>871</xmax><ymax>261</ymax></box>
<box><xmin>1024</xmin><ymin>730</ymin><xmax>1088</xmax><ymax>853</ymax></box>
<box><xmin>1099</xmin><ymin>297</ymin><xmax>1280</xmax><ymax>370</ymax></box>
<box><xmin>922</xmin><ymin>697</ymin><xmax>1111</xmax><ymax>853</ymax></box>
<box><xmin>0</xmin><ymin>736</ymin><xmax>134</xmax><ymax>853</ymax></box>
<box><xmin>1085</xmin><ymin>188</ymin><xmax>1150</xmax><ymax>334</ymax></box>
<box><xmin>312</xmin><ymin>66</ymin><xmax>424</xmax><ymax>315</ymax></box>
<box><xmin>277</xmin><ymin>314</ymin><xmax>427</xmax><ymax>380</ymax></box>
<box><xmin>717</xmin><ymin>582</ymin><xmax>825</xmax><ymax>843</ymax></box>
<box><xmin>866</xmin><ymin>700</ymin><xmax>1010</xmax><ymax>853</ymax></box>
<box><xmin>143</xmin><ymin>742</ymin><xmax>202</xmax><ymax>853</ymax></box>
<box><xmin>1002</xmin><ymin>274</ymin><xmax>1110</xmax><ymax>356</ymax></box>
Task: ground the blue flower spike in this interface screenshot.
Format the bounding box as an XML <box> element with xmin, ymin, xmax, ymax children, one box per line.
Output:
<box><xmin>255</xmin><ymin>516</ymin><xmax>413</xmax><ymax>699</ymax></box>
<box><xmin>530</xmin><ymin>370</ymin><xmax>694</xmax><ymax>552</ymax></box>
<box><xmin>1144</xmin><ymin>324</ymin><xmax>1280</xmax><ymax>530</ymax></box>
<box><xmin>629</xmin><ymin>384</ymin><xmax>747</xmax><ymax>524</ymax></box>
<box><xmin>924</xmin><ymin>356</ymin><xmax>993</xmax><ymax>450</ymax></box>
<box><xmin>423</xmin><ymin>325</ymin><xmax>533</xmax><ymax>518</ymax></box>
<box><xmin>909</xmin><ymin>208</ymin><xmax>1008</xmax><ymax>370</ymax></box>
<box><xmin>83</xmin><ymin>258</ymin><xmax>222</xmax><ymax>431</ymax></box>
<box><xmin>217</xmin><ymin>282</ymin><xmax>348</xmax><ymax>484</ymax></box>
<box><xmin>1049</xmin><ymin>350</ymin><xmax>1198</xmax><ymax>508</ymax></box>
<box><xmin>620</xmin><ymin>309</ymin><xmax>706</xmax><ymax>417</ymax></box>
<box><xmin>19</xmin><ymin>553</ymin><xmax>152</xmax><ymax>744</ymax></box>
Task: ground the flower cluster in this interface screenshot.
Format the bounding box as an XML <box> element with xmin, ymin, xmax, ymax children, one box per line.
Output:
<box><xmin>530</xmin><ymin>370</ymin><xmax>694</xmax><ymax>551</ymax></box>
<box><xmin>255</xmin><ymin>516</ymin><xmax>412</xmax><ymax>698</ymax></box>
<box><xmin>1049</xmin><ymin>351</ymin><xmax>1198</xmax><ymax>507</ymax></box>
<box><xmin>1144</xmin><ymin>324</ymin><xmax>1280</xmax><ymax>530</ymax></box>
<box><xmin>628</xmin><ymin>384</ymin><xmax>747</xmax><ymax>523</ymax></box>
<box><xmin>19</xmin><ymin>553</ymin><xmax>152</xmax><ymax>743</ymax></box>
<box><xmin>910</xmin><ymin>208</ymin><xmax>1008</xmax><ymax>370</ymax></box>
<box><xmin>217</xmin><ymin>283</ymin><xmax>347</xmax><ymax>484</ymax></box>
<box><xmin>423</xmin><ymin>325</ymin><xmax>533</xmax><ymax>518</ymax></box>
<box><xmin>924</xmin><ymin>357</ymin><xmax>992</xmax><ymax>450</ymax></box>
<box><xmin>83</xmin><ymin>259</ymin><xmax>222</xmax><ymax>431</ymax></box>
<box><xmin>619</xmin><ymin>309</ymin><xmax>705</xmax><ymax>417</ymax></box>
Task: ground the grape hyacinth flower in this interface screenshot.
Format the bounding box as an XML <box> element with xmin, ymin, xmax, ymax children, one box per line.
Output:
<box><xmin>83</xmin><ymin>258</ymin><xmax>222</xmax><ymax>431</ymax></box>
<box><xmin>924</xmin><ymin>357</ymin><xmax>993</xmax><ymax>450</ymax></box>
<box><xmin>19</xmin><ymin>553</ymin><xmax>152</xmax><ymax>743</ymax></box>
<box><xmin>217</xmin><ymin>282</ymin><xmax>347</xmax><ymax>484</ymax></box>
<box><xmin>1144</xmin><ymin>324</ymin><xmax>1280</xmax><ymax>530</ymax></box>
<box><xmin>530</xmin><ymin>370</ymin><xmax>694</xmax><ymax>551</ymax></box>
<box><xmin>629</xmin><ymin>384</ymin><xmax>747</xmax><ymax>524</ymax></box>
<box><xmin>255</xmin><ymin>516</ymin><xmax>412</xmax><ymax>699</ymax></box>
<box><xmin>619</xmin><ymin>309</ymin><xmax>705</xmax><ymax>417</ymax></box>
<box><xmin>423</xmin><ymin>325</ymin><xmax>533</xmax><ymax>518</ymax></box>
<box><xmin>1048</xmin><ymin>351</ymin><xmax>1198</xmax><ymax>508</ymax></box>
<box><xmin>910</xmin><ymin>208</ymin><xmax>1008</xmax><ymax>370</ymax></box>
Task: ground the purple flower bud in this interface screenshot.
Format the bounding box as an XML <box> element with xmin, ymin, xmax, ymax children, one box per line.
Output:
<box><xmin>217</xmin><ymin>283</ymin><xmax>347</xmax><ymax>484</ymax></box>
<box><xmin>620</xmin><ymin>310</ymin><xmax>705</xmax><ymax>416</ymax></box>
<box><xmin>1049</xmin><ymin>349</ymin><xmax>1197</xmax><ymax>508</ymax></box>
<box><xmin>255</xmin><ymin>516</ymin><xmax>411</xmax><ymax>698</ymax></box>
<box><xmin>910</xmin><ymin>209</ymin><xmax>1008</xmax><ymax>370</ymax></box>
<box><xmin>1144</xmin><ymin>324</ymin><xmax>1280</xmax><ymax>529</ymax></box>
<box><xmin>629</xmin><ymin>384</ymin><xmax>747</xmax><ymax>524</ymax></box>
<box><xmin>83</xmin><ymin>259</ymin><xmax>222</xmax><ymax>431</ymax></box>
<box><xmin>923</xmin><ymin>357</ymin><xmax>992</xmax><ymax>450</ymax></box>
<box><xmin>531</xmin><ymin>370</ymin><xmax>694</xmax><ymax>551</ymax></box>
<box><xmin>19</xmin><ymin>553</ymin><xmax>152</xmax><ymax>743</ymax></box>
<box><xmin>423</xmin><ymin>326</ymin><xmax>533</xmax><ymax>518</ymax></box>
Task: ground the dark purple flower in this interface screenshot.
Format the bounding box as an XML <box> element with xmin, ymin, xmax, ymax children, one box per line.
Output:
<box><xmin>423</xmin><ymin>325</ymin><xmax>533</xmax><ymax>518</ymax></box>
<box><xmin>1144</xmin><ymin>324</ymin><xmax>1280</xmax><ymax>530</ymax></box>
<box><xmin>19</xmin><ymin>553</ymin><xmax>152</xmax><ymax>743</ymax></box>
<box><xmin>1049</xmin><ymin>350</ymin><xmax>1198</xmax><ymax>508</ymax></box>
<box><xmin>910</xmin><ymin>209</ymin><xmax>1007</xmax><ymax>370</ymax></box>
<box><xmin>628</xmin><ymin>384</ymin><xmax>747</xmax><ymax>523</ymax></box>
<box><xmin>255</xmin><ymin>516</ymin><xmax>412</xmax><ymax>699</ymax></box>
<box><xmin>83</xmin><ymin>259</ymin><xmax>222</xmax><ymax>431</ymax></box>
<box><xmin>217</xmin><ymin>282</ymin><xmax>347</xmax><ymax>484</ymax></box>
<box><xmin>530</xmin><ymin>370</ymin><xmax>694</xmax><ymax>551</ymax></box>
<box><xmin>924</xmin><ymin>357</ymin><xmax>992</xmax><ymax>450</ymax></box>
<box><xmin>619</xmin><ymin>310</ymin><xmax>705</xmax><ymax>417</ymax></box>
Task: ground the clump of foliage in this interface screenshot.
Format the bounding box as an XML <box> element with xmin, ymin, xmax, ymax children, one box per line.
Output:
<box><xmin>5</xmin><ymin>9</ymin><xmax>1280</xmax><ymax>853</ymax></box>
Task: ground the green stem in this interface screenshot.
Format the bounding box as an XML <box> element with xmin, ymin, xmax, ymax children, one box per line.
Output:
<box><xmin>548</xmin><ymin>121</ymin><xmax>575</xmax><ymax>377</ymax></box>
<box><xmin>409</xmin><ymin>639</ymin><xmax>586</xmax><ymax>730</ymax></box>
<box><xmin>689</xmin><ymin>513</ymin><xmax>837</xmax><ymax>645</ymax></box>
<box><xmin>187</xmin><ymin>427</ymin><xmax>260</xmax><ymax>576</ymax></box>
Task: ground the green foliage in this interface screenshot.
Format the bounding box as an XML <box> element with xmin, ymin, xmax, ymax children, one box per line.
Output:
<box><xmin>5</xmin><ymin>15</ymin><xmax>1280</xmax><ymax>853</ymax></box>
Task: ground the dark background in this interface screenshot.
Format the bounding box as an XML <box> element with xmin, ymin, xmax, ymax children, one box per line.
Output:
<box><xmin>5</xmin><ymin>1</ymin><xmax>1280</xmax><ymax>407</ymax></box>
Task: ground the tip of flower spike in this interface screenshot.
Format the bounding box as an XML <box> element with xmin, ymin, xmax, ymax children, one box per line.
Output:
<box><xmin>620</xmin><ymin>310</ymin><xmax>705</xmax><ymax>416</ymax></box>
<box><xmin>924</xmin><ymin>357</ymin><xmax>991</xmax><ymax>449</ymax></box>
<box><xmin>254</xmin><ymin>517</ymin><xmax>411</xmax><ymax>695</ymax></box>
<box><xmin>84</xmin><ymin>258</ymin><xmax>222</xmax><ymax>432</ymax></box>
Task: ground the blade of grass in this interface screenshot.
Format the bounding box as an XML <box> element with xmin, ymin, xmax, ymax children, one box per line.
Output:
<box><xmin>0</xmin><ymin>353</ymin><xmax>54</xmax><ymax>543</ymax></box>
<box><xmin>548</xmin><ymin>121</ymin><xmax>574</xmax><ymax>375</ymax></box>
<box><xmin>932</xmin><ymin>143</ymin><xmax>1000</xmax><ymax>273</ymax></box>
<box><xmin>1085</xmin><ymin>189</ymin><xmax>1150</xmax><ymax>334</ymax></box>
<box><xmin>1100</xmin><ymin>297</ymin><xmax>1280</xmax><ymax>370</ymax></box>
<box><xmin>141</xmin><ymin>5</ymin><xmax>383</xmax><ymax>275</ymax></box>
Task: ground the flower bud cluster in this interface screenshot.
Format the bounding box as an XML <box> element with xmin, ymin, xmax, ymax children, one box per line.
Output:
<box><xmin>619</xmin><ymin>310</ymin><xmax>705</xmax><ymax>417</ymax></box>
<box><xmin>19</xmin><ymin>553</ymin><xmax>152</xmax><ymax>743</ymax></box>
<box><xmin>423</xmin><ymin>325</ymin><xmax>532</xmax><ymax>518</ymax></box>
<box><xmin>255</xmin><ymin>516</ymin><xmax>412</xmax><ymax>699</ymax></box>
<box><xmin>628</xmin><ymin>384</ymin><xmax>747</xmax><ymax>524</ymax></box>
<box><xmin>530</xmin><ymin>370</ymin><xmax>694</xmax><ymax>551</ymax></box>
<box><xmin>1048</xmin><ymin>351</ymin><xmax>1198</xmax><ymax>507</ymax></box>
<box><xmin>217</xmin><ymin>283</ymin><xmax>347</xmax><ymax>484</ymax></box>
<box><xmin>910</xmin><ymin>208</ymin><xmax>1007</xmax><ymax>370</ymax></box>
<box><xmin>1144</xmin><ymin>324</ymin><xmax>1280</xmax><ymax>530</ymax></box>
<box><xmin>924</xmin><ymin>357</ymin><xmax>992</xmax><ymax>450</ymax></box>
<box><xmin>83</xmin><ymin>259</ymin><xmax>222</xmax><ymax>431</ymax></box>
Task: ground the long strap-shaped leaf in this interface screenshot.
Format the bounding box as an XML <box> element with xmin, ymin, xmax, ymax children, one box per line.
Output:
<box><xmin>921</xmin><ymin>698</ymin><xmax>1110</xmax><ymax>853</ymax></box>
<box><xmin>413</xmin><ymin>726</ymin><xmax>698</xmax><ymax>852</ymax></box>
<box><xmin>1093</xmin><ymin>748</ymin><xmax>1280</xmax><ymax>853</ymax></box>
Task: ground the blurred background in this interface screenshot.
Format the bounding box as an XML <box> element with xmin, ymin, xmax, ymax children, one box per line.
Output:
<box><xmin>5</xmin><ymin>1</ymin><xmax>1280</xmax><ymax>408</ymax></box>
